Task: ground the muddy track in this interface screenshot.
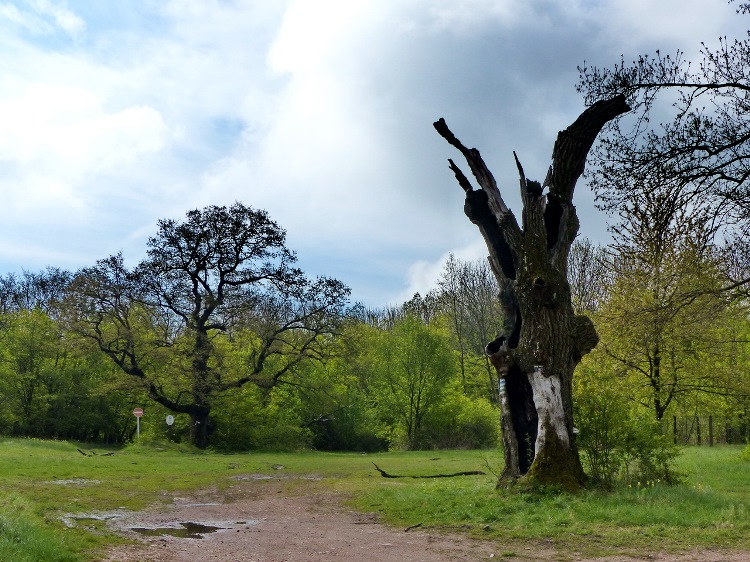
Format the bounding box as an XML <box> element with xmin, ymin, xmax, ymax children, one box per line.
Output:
<box><xmin>99</xmin><ymin>477</ymin><xmax>749</xmax><ymax>562</ymax></box>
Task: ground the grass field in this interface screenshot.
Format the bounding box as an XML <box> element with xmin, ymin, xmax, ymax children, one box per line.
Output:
<box><xmin>1</xmin><ymin>439</ymin><xmax>749</xmax><ymax>560</ymax></box>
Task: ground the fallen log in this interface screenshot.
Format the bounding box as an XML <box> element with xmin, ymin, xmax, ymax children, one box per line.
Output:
<box><xmin>372</xmin><ymin>463</ymin><xmax>485</xmax><ymax>479</ymax></box>
<box><xmin>77</xmin><ymin>449</ymin><xmax>115</xmax><ymax>457</ymax></box>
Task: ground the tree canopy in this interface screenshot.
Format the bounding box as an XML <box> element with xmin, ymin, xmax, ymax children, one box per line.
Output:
<box><xmin>65</xmin><ymin>203</ymin><xmax>349</xmax><ymax>448</ymax></box>
<box><xmin>577</xmin><ymin>5</ymin><xmax>750</xmax><ymax>239</ymax></box>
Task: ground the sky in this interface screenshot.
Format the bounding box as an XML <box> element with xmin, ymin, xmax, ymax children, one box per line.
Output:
<box><xmin>0</xmin><ymin>0</ymin><xmax>745</xmax><ymax>306</ymax></box>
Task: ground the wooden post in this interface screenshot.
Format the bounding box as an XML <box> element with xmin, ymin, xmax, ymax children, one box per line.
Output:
<box><xmin>673</xmin><ymin>416</ymin><xmax>677</xmax><ymax>445</ymax></box>
<box><xmin>709</xmin><ymin>415</ymin><xmax>714</xmax><ymax>447</ymax></box>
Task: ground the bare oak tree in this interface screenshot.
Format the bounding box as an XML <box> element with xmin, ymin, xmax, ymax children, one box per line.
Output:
<box><xmin>434</xmin><ymin>95</ymin><xmax>630</xmax><ymax>488</ymax></box>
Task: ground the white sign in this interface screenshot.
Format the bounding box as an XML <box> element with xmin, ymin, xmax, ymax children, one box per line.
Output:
<box><xmin>166</xmin><ymin>415</ymin><xmax>175</xmax><ymax>426</ymax></box>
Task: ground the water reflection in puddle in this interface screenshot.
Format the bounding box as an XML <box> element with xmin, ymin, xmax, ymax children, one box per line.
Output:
<box><xmin>131</xmin><ymin>522</ymin><xmax>226</xmax><ymax>539</ymax></box>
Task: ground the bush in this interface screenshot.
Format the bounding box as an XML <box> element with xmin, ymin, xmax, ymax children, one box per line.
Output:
<box><xmin>412</xmin><ymin>392</ymin><xmax>499</xmax><ymax>449</ymax></box>
<box><xmin>307</xmin><ymin>402</ymin><xmax>389</xmax><ymax>452</ymax></box>
<box><xmin>575</xmin><ymin>379</ymin><xmax>681</xmax><ymax>485</ymax></box>
<box><xmin>210</xmin><ymin>385</ymin><xmax>312</xmax><ymax>451</ymax></box>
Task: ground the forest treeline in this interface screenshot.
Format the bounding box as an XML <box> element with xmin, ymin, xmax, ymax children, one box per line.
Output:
<box><xmin>1</xmin><ymin>198</ymin><xmax>749</xmax><ymax>484</ymax></box>
<box><xmin>0</xmin><ymin>249</ymin><xmax>503</xmax><ymax>453</ymax></box>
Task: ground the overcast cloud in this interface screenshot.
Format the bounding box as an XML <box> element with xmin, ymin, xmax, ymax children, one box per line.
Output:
<box><xmin>0</xmin><ymin>0</ymin><xmax>744</xmax><ymax>305</ymax></box>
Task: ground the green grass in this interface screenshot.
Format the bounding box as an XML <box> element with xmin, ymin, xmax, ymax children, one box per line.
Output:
<box><xmin>355</xmin><ymin>446</ymin><xmax>750</xmax><ymax>557</ymax></box>
<box><xmin>0</xmin><ymin>493</ymin><xmax>87</xmax><ymax>562</ymax></box>
<box><xmin>1</xmin><ymin>440</ymin><xmax>750</xmax><ymax>560</ymax></box>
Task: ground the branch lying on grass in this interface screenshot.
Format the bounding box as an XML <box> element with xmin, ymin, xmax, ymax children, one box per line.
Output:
<box><xmin>77</xmin><ymin>449</ymin><xmax>115</xmax><ymax>457</ymax></box>
<box><xmin>372</xmin><ymin>463</ymin><xmax>485</xmax><ymax>479</ymax></box>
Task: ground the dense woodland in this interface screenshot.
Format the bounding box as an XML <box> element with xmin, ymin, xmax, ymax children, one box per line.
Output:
<box><xmin>0</xmin><ymin>196</ymin><xmax>748</xmax><ymax>485</ymax></box>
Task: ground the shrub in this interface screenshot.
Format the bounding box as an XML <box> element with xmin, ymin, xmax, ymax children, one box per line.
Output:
<box><xmin>307</xmin><ymin>401</ymin><xmax>389</xmax><ymax>452</ymax></box>
<box><xmin>413</xmin><ymin>392</ymin><xmax>499</xmax><ymax>449</ymax></box>
<box><xmin>575</xmin><ymin>371</ymin><xmax>681</xmax><ymax>485</ymax></box>
<box><xmin>210</xmin><ymin>385</ymin><xmax>312</xmax><ymax>451</ymax></box>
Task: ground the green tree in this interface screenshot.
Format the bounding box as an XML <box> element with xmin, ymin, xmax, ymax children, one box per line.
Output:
<box><xmin>372</xmin><ymin>315</ymin><xmax>455</xmax><ymax>449</ymax></box>
<box><xmin>576</xmin><ymin>7</ymin><xmax>750</xmax><ymax>451</ymax></box>
<box><xmin>0</xmin><ymin>309</ymin><xmax>59</xmax><ymax>434</ymax></box>
<box><xmin>0</xmin><ymin>306</ymin><xmax>134</xmax><ymax>442</ymax></box>
<box><xmin>436</xmin><ymin>255</ymin><xmax>504</xmax><ymax>402</ymax></box>
<box><xmin>597</xmin><ymin>184</ymin><xmax>745</xmax><ymax>422</ymax></box>
<box><xmin>292</xmin><ymin>320</ymin><xmax>388</xmax><ymax>452</ymax></box>
<box><xmin>66</xmin><ymin>203</ymin><xmax>349</xmax><ymax>448</ymax></box>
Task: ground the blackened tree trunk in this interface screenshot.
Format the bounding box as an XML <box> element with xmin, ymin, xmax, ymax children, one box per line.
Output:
<box><xmin>434</xmin><ymin>95</ymin><xmax>630</xmax><ymax>489</ymax></box>
<box><xmin>189</xmin><ymin>407</ymin><xmax>211</xmax><ymax>449</ymax></box>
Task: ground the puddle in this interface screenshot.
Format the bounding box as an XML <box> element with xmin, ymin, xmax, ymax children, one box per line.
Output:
<box><xmin>232</xmin><ymin>473</ymin><xmax>323</xmax><ymax>481</ymax></box>
<box><xmin>130</xmin><ymin>522</ymin><xmax>226</xmax><ymax>539</ymax></box>
<box><xmin>47</xmin><ymin>478</ymin><xmax>101</xmax><ymax>485</ymax></box>
<box><xmin>62</xmin><ymin>511</ymin><xmax>126</xmax><ymax>528</ymax></box>
<box><xmin>232</xmin><ymin>474</ymin><xmax>274</xmax><ymax>481</ymax></box>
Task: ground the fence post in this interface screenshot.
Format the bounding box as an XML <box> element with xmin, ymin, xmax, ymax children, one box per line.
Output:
<box><xmin>709</xmin><ymin>415</ymin><xmax>714</xmax><ymax>447</ymax></box>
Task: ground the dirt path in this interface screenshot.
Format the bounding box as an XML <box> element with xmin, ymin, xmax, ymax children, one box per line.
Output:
<box><xmin>100</xmin><ymin>478</ymin><xmax>749</xmax><ymax>562</ymax></box>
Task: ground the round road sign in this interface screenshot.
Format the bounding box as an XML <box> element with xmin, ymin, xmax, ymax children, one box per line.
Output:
<box><xmin>133</xmin><ymin>407</ymin><xmax>144</xmax><ymax>417</ymax></box>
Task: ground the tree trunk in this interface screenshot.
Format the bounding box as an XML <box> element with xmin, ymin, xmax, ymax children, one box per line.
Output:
<box><xmin>190</xmin><ymin>329</ymin><xmax>213</xmax><ymax>448</ymax></box>
<box><xmin>190</xmin><ymin>407</ymin><xmax>211</xmax><ymax>449</ymax></box>
<box><xmin>434</xmin><ymin>95</ymin><xmax>629</xmax><ymax>489</ymax></box>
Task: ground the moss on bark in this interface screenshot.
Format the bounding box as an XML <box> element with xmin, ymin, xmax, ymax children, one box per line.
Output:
<box><xmin>525</xmin><ymin>420</ymin><xmax>585</xmax><ymax>491</ymax></box>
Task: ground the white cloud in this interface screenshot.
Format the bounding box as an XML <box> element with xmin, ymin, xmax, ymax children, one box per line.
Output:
<box><xmin>0</xmin><ymin>2</ymin><xmax>281</xmax><ymax>263</ymax></box>
<box><xmin>394</xmin><ymin>240</ymin><xmax>489</xmax><ymax>305</ymax></box>
<box><xmin>423</xmin><ymin>0</ymin><xmax>531</xmax><ymax>33</ymax></box>
<box><xmin>0</xmin><ymin>4</ymin><xmax>26</xmax><ymax>26</ymax></box>
<box><xmin>0</xmin><ymin>82</ymin><xmax>167</xmax><ymax>165</ymax></box>
<box><xmin>267</xmin><ymin>0</ymin><xmax>381</xmax><ymax>75</ymax></box>
<box><xmin>0</xmin><ymin>0</ymin><xmax>84</xmax><ymax>37</ymax></box>
<box><xmin>0</xmin><ymin>0</ymin><xmax>742</xmax><ymax>305</ymax></box>
<box><xmin>590</xmin><ymin>0</ymin><xmax>738</xmax><ymax>56</ymax></box>
<box><xmin>30</xmin><ymin>0</ymin><xmax>84</xmax><ymax>36</ymax></box>
<box><xmin>0</xmin><ymin>75</ymin><xmax>169</xmax><ymax>227</ymax></box>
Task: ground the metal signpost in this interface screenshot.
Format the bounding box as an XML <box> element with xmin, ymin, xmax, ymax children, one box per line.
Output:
<box><xmin>165</xmin><ymin>414</ymin><xmax>174</xmax><ymax>441</ymax></box>
<box><xmin>133</xmin><ymin>407</ymin><xmax>144</xmax><ymax>441</ymax></box>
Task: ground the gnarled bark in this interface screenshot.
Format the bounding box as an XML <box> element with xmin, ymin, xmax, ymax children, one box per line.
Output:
<box><xmin>434</xmin><ymin>95</ymin><xmax>630</xmax><ymax>488</ymax></box>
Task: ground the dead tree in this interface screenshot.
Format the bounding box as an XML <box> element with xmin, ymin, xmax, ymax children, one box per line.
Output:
<box><xmin>434</xmin><ymin>95</ymin><xmax>630</xmax><ymax>488</ymax></box>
